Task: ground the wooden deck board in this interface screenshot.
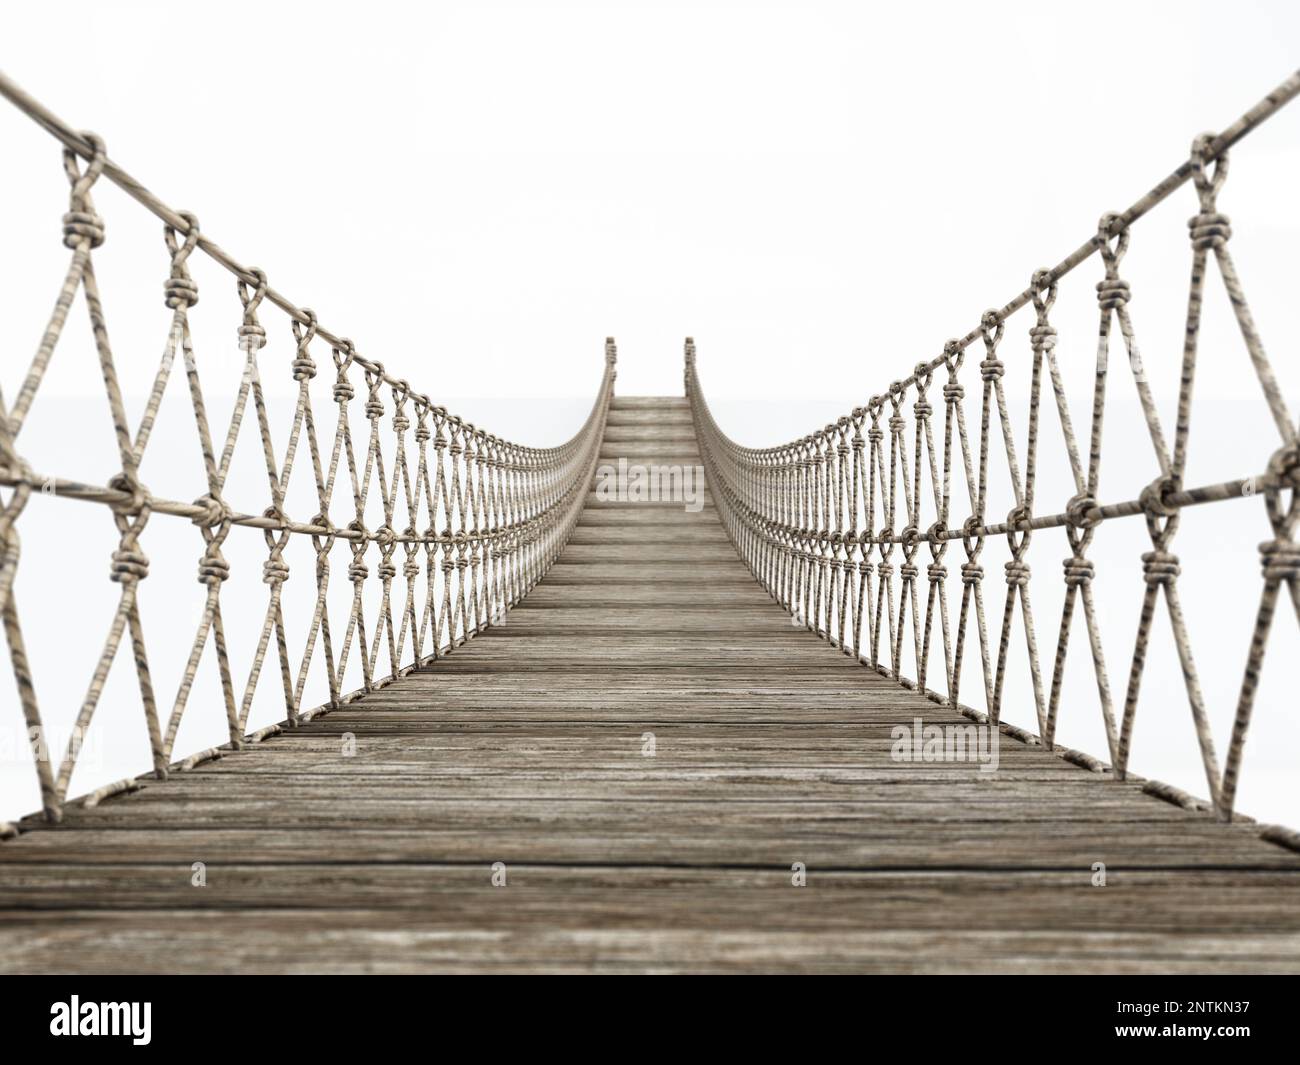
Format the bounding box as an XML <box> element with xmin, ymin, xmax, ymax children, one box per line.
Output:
<box><xmin>1</xmin><ymin>396</ymin><xmax>1297</xmax><ymax>974</ymax></box>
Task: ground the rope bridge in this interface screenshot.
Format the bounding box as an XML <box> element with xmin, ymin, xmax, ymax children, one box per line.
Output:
<box><xmin>0</xmin><ymin>72</ymin><xmax>614</xmax><ymax>828</ymax></box>
<box><xmin>688</xmin><ymin>69</ymin><xmax>1300</xmax><ymax>834</ymax></box>
<box><xmin>1</xmin><ymin>69</ymin><xmax>1300</xmax><ymax>973</ymax></box>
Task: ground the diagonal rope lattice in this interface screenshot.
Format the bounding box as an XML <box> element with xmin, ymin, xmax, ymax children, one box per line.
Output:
<box><xmin>687</xmin><ymin>69</ymin><xmax>1300</xmax><ymax>830</ymax></box>
<box><xmin>0</xmin><ymin>73</ymin><xmax>615</xmax><ymax>827</ymax></box>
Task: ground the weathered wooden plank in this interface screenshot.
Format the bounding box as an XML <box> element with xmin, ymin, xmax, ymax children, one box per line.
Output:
<box><xmin>540</xmin><ymin>569</ymin><xmax>752</xmax><ymax>586</ymax></box>
<box><xmin>5</xmin><ymin>918</ymin><xmax>1299</xmax><ymax>974</ymax></box>
<box><xmin>577</xmin><ymin>510</ymin><xmax>716</xmax><ymax>526</ymax></box>
<box><xmin>491</xmin><ymin>609</ymin><xmax>790</xmax><ymax>633</ymax></box>
<box><xmin>37</xmin><ymin>794</ymin><xmax>1200</xmax><ymax>826</ymax></box>
<box><xmin>4</xmin><ymin>823</ymin><xmax>1289</xmax><ymax>869</ymax></box>
<box><xmin>604</xmin><ymin>411</ymin><xmax>694</xmax><ymax>426</ymax></box>
<box><xmin>566</xmin><ymin>527</ymin><xmax>732</xmax><ymax>544</ymax></box>
<box><xmin>601</xmin><ymin>427</ymin><xmax>700</xmax><ymax>441</ymax></box>
<box><xmin>609</xmin><ymin>397</ymin><xmax>689</xmax><ymax>409</ymax></box>
<box><xmin>582</xmin><ymin>493</ymin><xmax>713</xmax><ymax>508</ymax></box>
<box><xmin>598</xmin><ymin>442</ymin><xmax>702</xmax><ymax>455</ymax></box>
<box><xmin>4</xmin><ymin>869</ymin><xmax>1300</xmax><ymax>932</ymax></box>
<box><xmin>553</xmin><ymin>543</ymin><xmax>738</xmax><ymax>561</ymax></box>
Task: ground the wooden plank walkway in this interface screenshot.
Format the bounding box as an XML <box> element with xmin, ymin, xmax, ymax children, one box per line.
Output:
<box><xmin>1</xmin><ymin>396</ymin><xmax>1299</xmax><ymax>973</ymax></box>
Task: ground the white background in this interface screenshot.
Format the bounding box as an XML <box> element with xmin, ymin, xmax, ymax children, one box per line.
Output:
<box><xmin>2</xmin><ymin>0</ymin><xmax>1299</xmax><ymax>829</ymax></box>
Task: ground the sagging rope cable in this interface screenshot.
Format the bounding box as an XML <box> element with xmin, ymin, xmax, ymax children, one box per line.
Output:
<box><xmin>687</xmin><ymin>68</ymin><xmax>1300</xmax><ymax>832</ymax></box>
<box><xmin>0</xmin><ymin>71</ymin><xmax>616</xmax><ymax>826</ymax></box>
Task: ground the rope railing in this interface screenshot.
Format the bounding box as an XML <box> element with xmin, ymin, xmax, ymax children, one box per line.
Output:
<box><xmin>687</xmin><ymin>69</ymin><xmax>1300</xmax><ymax>828</ymax></box>
<box><xmin>0</xmin><ymin>73</ymin><xmax>616</xmax><ymax>826</ymax></box>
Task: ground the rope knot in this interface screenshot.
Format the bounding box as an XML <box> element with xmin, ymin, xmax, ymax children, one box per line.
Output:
<box><xmin>1190</xmin><ymin>133</ymin><xmax>1229</xmax><ymax>212</ymax></box>
<box><xmin>1260</xmin><ymin>540</ymin><xmax>1300</xmax><ymax>582</ymax></box>
<box><xmin>110</xmin><ymin>547</ymin><xmax>149</xmax><ymax>584</ymax></box>
<box><xmin>237</xmin><ymin>323</ymin><xmax>266</xmax><ymax>350</ymax></box>
<box><xmin>1096</xmin><ymin>278</ymin><xmax>1131</xmax><ymax>309</ymax></box>
<box><xmin>1030</xmin><ymin>269</ymin><xmax>1058</xmax><ymax>317</ymax></box>
<box><xmin>236</xmin><ymin>269</ymin><xmax>267</xmax><ymax>349</ymax></box>
<box><xmin>960</xmin><ymin>514</ymin><xmax>985</xmax><ymax>550</ymax></box>
<box><xmin>1188</xmin><ymin>211</ymin><xmax>1231</xmax><ymax>249</ymax></box>
<box><xmin>943</xmin><ymin>380</ymin><xmax>964</xmax><ymax>404</ymax></box>
<box><xmin>164</xmin><ymin>276</ymin><xmax>199</xmax><ymax>309</ymax></box>
<box><xmin>1029</xmin><ymin>323</ymin><xmax>1057</xmax><ymax>352</ymax></box>
<box><xmin>63</xmin><ymin>210</ymin><xmax>104</xmax><ymax>249</ymax></box>
<box><xmin>1004</xmin><ymin>559</ymin><xmax>1031</xmax><ymax>587</ymax></box>
<box><xmin>262</xmin><ymin>557</ymin><xmax>290</xmax><ymax>585</ymax></box>
<box><xmin>980</xmin><ymin>357</ymin><xmax>1004</xmax><ymax>382</ymax></box>
<box><xmin>197</xmin><ymin>547</ymin><xmax>230</xmax><ymax>585</ymax></box>
<box><xmin>1062</xmin><ymin>557</ymin><xmax>1094</xmax><ymax>586</ymax></box>
<box><xmin>332</xmin><ymin>341</ymin><xmax>357</xmax><ymax>399</ymax></box>
<box><xmin>942</xmin><ymin>338</ymin><xmax>964</xmax><ymax>373</ymax></box>
<box><xmin>1098</xmin><ymin>212</ymin><xmax>1130</xmax><ymax>271</ymax></box>
<box><xmin>190</xmin><ymin>494</ymin><xmax>232</xmax><ymax>530</ymax></box>
<box><xmin>1266</xmin><ymin>443</ymin><xmax>1300</xmax><ymax>490</ymax></box>
<box><xmin>927</xmin><ymin>562</ymin><xmax>946</xmax><ymax>583</ymax></box>
<box><xmin>61</xmin><ymin>133</ymin><xmax>107</xmax><ymax>249</ymax></box>
<box><xmin>1139</xmin><ymin>476</ymin><xmax>1178</xmax><ymax>519</ymax></box>
<box><xmin>900</xmin><ymin>563</ymin><xmax>919</xmax><ymax>580</ymax></box>
<box><xmin>108</xmin><ymin>473</ymin><xmax>150</xmax><ymax>517</ymax></box>
<box><xmin>346</xmin><ymin>530</ymin><xmax>370</xmax><ymax>583</ymax></box>
<box><xmin>960</xmin><ymin>561</ymin><xmax>984</xmax><ymax>585</ymax></box>
<box><xmin>912</xmin><ymin>399</ymin><xmax>932</xmax><ymax>420</ymax></box>
<box><xmin>162</xmin><ymin>212</ymin><xmax>200</xmax><ymax>308</ymax></box>
<box><xmin>924</xmin><ymin>524</ymin><xmax>948</xmax><ymax>566</ymax></box>
<box><xmin>889</xmin><ymin>415</ymin><xmax>906</xmax><ymax>434</ymax></box>
<box><xmin>292</xmin><ymin>353</ymin><xmax>317</xmax><ymax>381</ymax></box>
<box><xmin>1141</xmin><ymin>550</ymin><xmax>1180</xmax><ymax>585</ymax></box>
<box><xmin>1065</xmin><ymin>492</ymin><xmax>1100</xmax><ymax>530</ymax></box>
<box><xmin>309</xmin><ymin>510</ymin><xmax>336</xmax><ymax>551</ymax></box>
<box><xmin>285</xmin><ymin>310</ymin><xmax>316</xmax><ymax>379</ymax></box>
<box><xmin>979</xmin><ymin>310</ymin><xmax>1004</xmax><ymax>351</ymax></box>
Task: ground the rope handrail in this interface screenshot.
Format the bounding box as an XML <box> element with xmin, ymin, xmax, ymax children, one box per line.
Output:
<box><xmin>687</xmin><ymin>68</ymin><xmax>1300</xmax><ymax>827</ymax></box>
<box><xmin>0</xmin><ymin>71</ymin><xmax>616</xmax><ymax>826</ymax></box>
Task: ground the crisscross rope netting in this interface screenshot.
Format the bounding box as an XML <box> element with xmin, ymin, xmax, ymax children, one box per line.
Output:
<box><xmin>688</xmin><ymin>69</ymin><xmax>1300</xmax><ymax>831</ymax></box>
<box><xmin>0</xmin><ymin>74</ymin><xmax>615</xmax><ymax>827</ymax></box>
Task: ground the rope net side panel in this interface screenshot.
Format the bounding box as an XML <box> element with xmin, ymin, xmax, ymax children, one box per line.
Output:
<box><xmin>687</xmin><ymin>73</ymin><xmax>1300</xmax><ymax>827</ymax></box>
<box><xmin>0</xmin><ymin>105</ymin><xmax>615</xmax><ymax>826</ymax></box>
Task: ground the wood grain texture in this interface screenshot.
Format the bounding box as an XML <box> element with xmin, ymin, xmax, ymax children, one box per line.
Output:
<box><xmin>1</xmin><ymin>397</ymin><xmax>1297</xmax><ymax>974</ymax></box>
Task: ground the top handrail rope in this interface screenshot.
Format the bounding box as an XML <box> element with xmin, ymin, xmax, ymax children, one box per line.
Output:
<box><xmin>0</xmin><ymin>71</ymin><xmax>616</xmax><ymax>827</ymax></box>
<box><xmin>686</xmin><ymin>68</ymin><xmax>1300</xmax><ymax>828</ymax></box>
